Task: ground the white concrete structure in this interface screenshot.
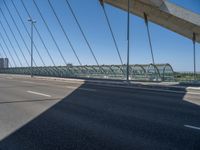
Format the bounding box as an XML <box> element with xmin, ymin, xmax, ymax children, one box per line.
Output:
<box><xmin>103</xmin><ymin>0</ymin><xmax>200</xmax><ymax>43</ymax></box>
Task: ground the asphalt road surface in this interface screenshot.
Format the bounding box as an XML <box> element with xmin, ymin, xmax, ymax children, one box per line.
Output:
<box><xmin>0</xmin><ymin>76</ymin><xmax>199</xmax><ymax>150</ymax></box>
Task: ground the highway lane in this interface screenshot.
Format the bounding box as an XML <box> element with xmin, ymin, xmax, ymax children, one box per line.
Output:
<box><xmin>0</xmin><ymin>77</ymin><xmax>82</xmax><ymax>141</ymax></box>
<box><xmin>0</xmin><ymin>76</ymin><xmax>199</xmax><ymax>150</ymax></box>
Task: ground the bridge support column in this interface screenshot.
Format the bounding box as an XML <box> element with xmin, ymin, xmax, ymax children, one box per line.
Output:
<box><xmin>126</xmin><ymin>0</ymin><xmax>130</xmax><ymax>81</ymax></box>
<box><xmin>193</xmin><ymin>33</ymin><xmax>196</xmax><ymax>80</ymax></box>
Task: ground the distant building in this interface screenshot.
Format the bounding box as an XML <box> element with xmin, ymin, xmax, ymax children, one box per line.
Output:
<box><xmin>0</xmin><ymin>58</ymin><xmax>9</xmax><ymax>68</ymax></box>
<box><xmin>66</xmin><ymin>63</ymin><xmax>73</xmax><ymax>67</ymax></box>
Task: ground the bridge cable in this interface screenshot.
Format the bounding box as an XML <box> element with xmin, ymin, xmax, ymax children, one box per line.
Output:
<box><xmin>0</xmin><ymin>8</ymin><xmax>26</xmax><ymax>67</ymax></box>
<box><xmin>64</xmin><ymin>0</ymin><xmax>106</xmax><ymax>74</ymax></box>
<box><xmin>20</xmin><ymin>0</ymin><xmax>58</xmax><ymax>77</ymax></box>
<box><xmin>99</xmin><ymin>1</ymin><xmax>125</xmax><ymax>75</ymax></box>
<box><xmin>9</xmin><ymin>4</ymin><xmax>36</xmax><ymax>67</ymax></box>
<box><xmin>0</xmin><ymin>16</ymin><xmax>22</xmax><ymax>67</ymax></box>
<box><xmin>20</xmin><ymin>0</ymin><xmax>56</xmax><ymax>67</ymax></box>
<box><xmin>0</xmin><ymin>50</ymin><xmax>11</xmax><ymax>69</ymax></box>
<box><xmin>3</xmin><ymin>0</ymin><xmax>34</xmax><ymax>67</ymax></box>
<box><xmin>34</xmin><ymin>24</ymin><xmax>56</xmax><ymax>67</ymax></box>
<box><xmin>48</xmin><ymin>0</ymin><xmax>82</xmax><ymax>66</ymax></box>
<box><xmin>22</xmin><ymin>0</ymin><xmax>73</xmax><ymax>76</ymax></box>
<box><xmin>0</xmin><ymin>31</ymin><xmax>17</xmax><ymax>67</ymax></box>
<box><xmin>48</xmin><ymin>0</ymin><xmax>91</xmax><ymax>76</ymax></box>
<box><xmin>0</xmin><ymin>5</ymin><xmax>28</xmax><ymax>67</ymax></box>
<box><xmin>0</xmin><ymin>40</ymin><xmax>13</xmax><ymax>67</ymax></box>
<box><xmin>0</xmin><ymin>46</ymin><xmax>12</xmax><ymax>68</ymax></box>
<box><xmin>10</xmin><ymin>0</ymin><xmax>45</xmax><ymax>67</ymax></box>
<box><xmin>0</xmin><ymin>47</ymin><xmax>12</xmax><ymax>68</ymax></box>
<box><xmin>144</xmin><ymin>13</ymin><xmax>158</xmax><ymax>80</ymax></box>
<box><xmin>144</xmin><ymin>13</ymin><xmax>155</xmax><ymax>65</ymax></box>
<box><xmin>32</xmin><ymin>0</ymin><xmax>68</xmax><ymax>66</ymax></box>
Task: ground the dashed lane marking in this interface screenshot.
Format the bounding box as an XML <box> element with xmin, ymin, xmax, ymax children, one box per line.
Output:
<box><xmin>27</xmin><ymin>90</ymin><xmax>51</xmax><ymax>98</ymax></box>
<box><xmin>184</xmin><ymin>125</ymin><xmax>200</xmax><ymax>131</ymax></box>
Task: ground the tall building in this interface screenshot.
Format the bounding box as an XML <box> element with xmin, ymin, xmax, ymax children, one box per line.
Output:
<box><xmin>0</xmin><ymin>58</ymin><xmax>9</xmax><ymax>68</ymax></box>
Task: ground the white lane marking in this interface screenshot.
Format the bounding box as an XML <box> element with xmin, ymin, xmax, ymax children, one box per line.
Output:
<box><xmin>186</xmin><ymin>92</ymin><xmax>200</xmax><ymax>95</ymax></box>
<box><xmin>79</xmin><ymin>88</ymin><xmax>96</xmax><ymax>92</ymax></box>
<box><xmin>22</xmin><ymin>81</ymin><xmax>35</xmax><ymax>84</ymax></box>
<box><xmin>27</xmin><ymin>91</ymin><xmax>51</xmax><ymax>98</ymax></box>
<box><xmin>184</xmin><ymin>125</ymin><xmax>200</xmax><ymax>130</ymax></box>
<box><xmin>187</xmin><ymin>87</ymin><xmax>200</xmax><ymax>90</ymax></box>
<box><xmin>5</xmin><ymin>77</ymin><xmax>13</xmax><ymax>79</ymax></box>
<box><xmin>64</xmin><ymin>85</ymin><xmax>79</xmax><ymax>89</ymax></box>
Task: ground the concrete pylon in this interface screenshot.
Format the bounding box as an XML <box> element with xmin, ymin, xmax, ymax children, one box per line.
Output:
<box><xmin>103</xmin><ymin>0</ymin><xmax>200</xmax><ymax>43</ymax></box>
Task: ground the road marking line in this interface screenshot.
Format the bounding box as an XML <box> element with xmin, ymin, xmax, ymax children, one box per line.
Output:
<box><xmin>184</xmin><ymin>125</ymin><xmax>200</xmax><ymax>130</ymax></box>
<box><xmin>27</xmin><ymin>91</ymin><xmax>51</xmax><ymax>97</ymax></box>
<box><xmin>65</xmin><ymin>85</ymin><xmax>79</xmax><ymax>89</ymax></box>
<box><xmin>187</xmin><ymin>87</ymin><xmax>200</xmax><ymax>90</ymax></box>
<box><xmin>5</xmin><ymin>77</ymin><xmax>13</xmax><ymax>79</ymax></box>
<box><xmin>22</xmin><ymin>81</ymin><xmax>36</xmax><ymax>84</ymax></box>
<box><xmin>186</xmin><ymin>92</ymin><xmax>200</xmax><ymax>95</ymax></box>
<box><xmin>79</xmin><ymin>88</ymin><xmax>96</xmax><ymax>92</ymax></box>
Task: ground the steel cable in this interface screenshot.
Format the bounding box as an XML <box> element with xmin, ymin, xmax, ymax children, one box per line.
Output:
<box><xmin>0</xmin><ymin>17</ymin><xmax>22</xmax><ymax>67</ymax></box>
<box><xmin>20</xmin><ymin>0</ymin><xmax>56</xmax><ymax>67</ymax></box>
<box><xmin>0</xmin><ymin>41</ymin><xmax>13</xmax><ymax>67</ymax></box>
<box><xmin>48</xmin><ymin>0</ymin><xmax>82</xmax><ymax>66</ymax></box>
<box><xmin>10</xmin><ymin>0</ymin><xmax>45</xmax><ymax>67</ymax></box>
<box><xmin>99</xmin><ymin>1</ymin><xmax>125</xmax><ymax>75</ymax></box>
<box><xmin>32</xmin><ymin>0</ymin><xmax>68</xmax><ymax>66</ymax></box>
<box><xmin>3</xmin><ymin>0</ymin><xmax>32</xmax><ymax>67</ymax></box>
<box><xmin>0</xmin><ymin>7</ymin><xmax>27</xmax><ymax>66</ymax></box>
<box><xmin>64</xmin><ymin>0</ymin><xmax>106</xmax><ymax>74</ymax></box>
<box><xmin>0</xmin><ymin>33</ymin><xmax>15</xmax><ymax>67</ymax></box>
<box><xmin>144</xmin><ymin>13</ymin><xmax>155</xmax><ymax>65</ymax></box>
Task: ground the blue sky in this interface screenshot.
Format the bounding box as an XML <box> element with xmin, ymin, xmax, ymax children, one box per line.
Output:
<box><xmin>0</xmin><ymin>0</ymin><xmax>199</xmax><ymax>71</ymax></box>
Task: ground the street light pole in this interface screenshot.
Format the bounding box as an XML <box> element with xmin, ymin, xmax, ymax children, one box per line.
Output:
<box><xmin>28</xmin><ymin>18</ymin><xmax>36</xmax><ymax>78</ymax></box>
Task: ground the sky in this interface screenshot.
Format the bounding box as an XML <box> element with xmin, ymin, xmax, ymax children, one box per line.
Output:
<box><xmin>0</xmin><ymin>0</ymin><xmax>199</xmax><ymax>72</ymax></box>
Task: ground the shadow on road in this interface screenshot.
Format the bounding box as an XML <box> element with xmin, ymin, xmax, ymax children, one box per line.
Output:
<box><xmin>0</xmin><ymin>82</ymin><xmax>200</xmax><ymax>150</ymax></box>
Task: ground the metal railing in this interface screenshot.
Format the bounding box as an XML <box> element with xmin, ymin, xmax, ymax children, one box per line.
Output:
<box><xmin>0</xmin><ymin>64</ymin><xmax>175</xmax><ymax>82</ymax></box>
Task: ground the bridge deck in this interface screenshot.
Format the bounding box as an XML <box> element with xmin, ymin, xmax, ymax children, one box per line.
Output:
<box><xmin>0</xmin><ymin>75</ymin><xmax>200</xmax><ymax>149</ymax></box>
